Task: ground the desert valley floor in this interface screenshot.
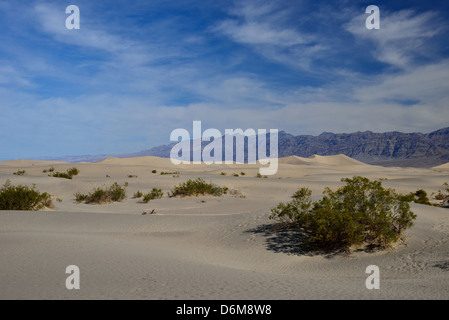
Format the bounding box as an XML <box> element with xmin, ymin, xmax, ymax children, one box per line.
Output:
<box><xmin>1</xmin><ymin>155</ymin><xmax>448</xmax><ymax>299</ymax></box>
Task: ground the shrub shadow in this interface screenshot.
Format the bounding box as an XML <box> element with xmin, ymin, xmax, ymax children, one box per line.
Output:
<box><xmin>434</xmin><ymin>261</ymin><xmax>449</xmax><ymax>271</ymax></box>
<box><xmin>244</xmin><ymin>223</ymin><xmax>345</xmax><ymax>258</ymax></box>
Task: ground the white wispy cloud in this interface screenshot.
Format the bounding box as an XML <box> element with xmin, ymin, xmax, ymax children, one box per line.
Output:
<box><xmin>33</xmin><ymin>3</ymin><xmax>132</xmax><ymax>53</ymax></box>
<box><xmin>346</xmin><ymin>9</ymin><xmax>445</xmax><ymax>68</ymax></box>
<box><xmin>213</xmin><ymin>0</ymin><xmax>325</xmax><ymax>71</ymax></box>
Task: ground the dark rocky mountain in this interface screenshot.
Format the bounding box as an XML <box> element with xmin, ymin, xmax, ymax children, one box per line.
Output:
<box><xmin>130</xmin><ymin>127</ymin><xmax>449</xmax><ymax>168</ymax></box>
<box><xmin>34</xmin><ymin>127</ymin><xmax>449</xmax><ymax>168</ymax></box>
<box><xmin>275</xmin><ymin>127</ymin><xmax>449</xmax><ymax>167</ymax></box>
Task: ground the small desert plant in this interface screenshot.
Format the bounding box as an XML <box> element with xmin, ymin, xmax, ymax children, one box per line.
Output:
<box><xmin>108</xmin><ymin>182</ymin><xmax>127</xmax><ymax>202</ymax></box>
<box><xmin>49</xmin><ymin>167</ymin><xmax>55</xmax><ymax>172</ymax></box>
<box><xmin>75</xmin><ymin>192</ymin><xmax>89</xmax><ymax>203</ymax></box>
<box><xmin>50</xmin><ymin>167</ymin><xmax>79</xmax><ymax>179</ymax></box>
<box><xmin>13</xmin><ymin>170</ymin><xmax>26</xmax><ymax>176</ymax></box>
<box><xmin>240</xmin><ymin>172</ymin><xmax>246</xmax><ymax>176</ymax></box>
<box><xmin>133</xmin><ymin>191</ymin><xmax>143</xmax><ymax>198</ymax></box>
<box><xmin>435</xmin><ymin>182</ymin><xmax>449</xmax><ymax>208</ymax></box>
<box><xmin>42</xmin><ymin>169</ymin><xmax>48</xmax><ymax>173</ymax></box>
<box><xmin>435</xmin><ymin>182</ymin><xmax>449</xmax><ymax>200</ymax></box>
<box><xmin>220</xmin><ymin>172</ymin><xmax>227</xmax><ymax>176</ymax></box>
<box><xmin>67</xmin><ymin>167</ymin><xmax>80</xmax><ymax>176</ymax></box>
<box><xmin>87</xmin><ymin>188</ymin><xmax>109</xmax><ymax>203</ymax></box>
<box><xmin>256</xmin><ymin>173</ymin><xmax>262</xmax><ymax>178</ymax></box>
<box><xmin>169</xmin><ymin>178</ymin><xmax>228</xmax><ymax>197</ymax></box>
<box><xmin>142</xmin><ymin>188</ymin><xmax>164</xmax><ymax>203</ymax></box>
<box><xmin>233</xmin><ymin>173</ymin><xmax>239</xmax><ymax>177</ymax></box>
<box><xmin>414</xmin><ymin>189</ymin><xmax>431</xmax><ymax>205</ymax></box>
<box><xmin>435</xmin><ymin>192</ymin><xmax>445</xmax><ymax>201</ymax></box>
<box><xmin>51</xmin><ymin>172</ymin><xmax>73</xmax><ymax>179</ymax></box>
<box><xmin>0</xmin><ymin>180</ymin><xmax>52</xmax><ymax>210</ymax></box>
<box><xmin>161</xmin><ymin>171</ymin><xmax>180</xmax><ymax>175</ymax></box>
<box><xmin>128</xmin><ymin>175</ymin><xmax>138</xmax><ymax>178</ymax></box>
<box><xmin>152</xmin><ymin>170</ymin><xmax>157</xmax><ymax>174</ymax></box>
<box><xmin>403</xmin><ymin>189</ymin><xmax>431</xmax><ymax>205</ymax></box>
<box><xmin>75</xmin><ymin>182</ymin><xmax>127</xmax><ymax>204</ymax></box>
<box><xmin>293</xmin><ymin>187</ymin><xmax>312</xmax><ymax>199</ymax></box>
<box><xmin>270</xmin><ymin>176</ymin><xmax>417</xmax><ymax>252</ymax></box>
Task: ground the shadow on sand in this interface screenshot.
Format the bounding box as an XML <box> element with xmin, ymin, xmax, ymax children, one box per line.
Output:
<box><xmin>244</xmin><ymin>223</ymin><xmax>343</xmax><ymax>258</ymax></box>
<box><xmin>244</xmin><ymin>223</ymin><xmax>387</xmax><ymax>258</ymax></box>
<box><xmin>434</xmin><ymin>261</ymin><xmax>449</xmax><ymax>271</ymax></box>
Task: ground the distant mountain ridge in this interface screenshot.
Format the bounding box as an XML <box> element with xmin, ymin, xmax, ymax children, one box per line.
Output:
<box><xmin>31</xmin><ymin>127</ymin><xmax>449</xmax><ymax>168</ymax></box>
<box><xmin>275</xmin><ymin>127</ymin><xmax>449</xmax><ymax>167</ymax></box>
<box><xmin>132</xmin><ymin>127</ymin><xmax>449</xmax><ymax>168</ymax></box>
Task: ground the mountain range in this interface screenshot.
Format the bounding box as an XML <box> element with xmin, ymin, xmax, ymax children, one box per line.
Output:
<box><xmin>34</xmin><ymin>127</ymin><xmax>449</xmax><ymax>168</ymax></box>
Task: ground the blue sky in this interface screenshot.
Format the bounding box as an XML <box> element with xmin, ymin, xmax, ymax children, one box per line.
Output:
<box><xmin>1</xmin><ymin>0</ymin><xmax>449</xmax><ymax>159</ymax></box>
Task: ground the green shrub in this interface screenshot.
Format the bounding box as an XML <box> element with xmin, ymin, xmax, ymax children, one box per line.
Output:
<box><xmin>270</xmin><ymin>176</ymin><xmax>417</xmax><ymax>252</ymax></box>
<box><xmin>67</xmin><ymin>167</ymin><xmax>80</xmax><ymax>176</ymax></box>
<box><xmin>436</xmin><ymin>182</ymin><xmax>449</xmax><ymax>208</ymax></box>
<box><xmin>293</xmin><ymin>187</ymin><xmax>312</xmax><ymax>199</ymax></box>
<box><xmin>400</xmin><ymin>189</ymin><xmax>432</xmax><ymax>205</ymax></box>
<box><xmin>0</xmin><ymin>180</ymin><xmax>52</xmax><ymax>210</ymax></box>
<box><xmin>88</xmin><ymin>188</ymin><xmax>109</xmax><ymax>204</ymax></box>
<box><xmin>220</xmin><ymin>172</ymin><xmax>227</xmax><ymax>176</ymax></box>
<box><xmin>133</xmin><ymin>191</ymin><xmax>143</xmax><ymax>198</ymax></box>
<box><xmin>13</xmin><ymin>170</ymin><xmax>26</xmax><ymax>176</ymax></box>
<box><xmin>256</xmin><ymin>173</ymin><xmax>262</xmax><ymax>178</ymax></box>
<box><xmin>51</xmin><ymin>171</ymin><xmax>73</xmax><ymax>179</ymax></box>
<box><xmin>75</xmin><ymin>182</ymin><xmax>127</xmax><ymax>204</ymax></box>
<box><xmin>50</xmin><ymin>167</ymin><xmax>79</xmax><ymax>179</ymax></box>
<box><xmin>413</xmin><ymin>189</ymin><xmax>431</xmax><ymax>205</ymax></box>
<box><xmin>142</xmin><ymin>188</ymin><xmax>164</xmax><ymax>203</ymax></box>
<box><xmin>435</xmin><ymin>193</ymin><xmax>445</xmax><ymax>201</ymax></box>
<box><xmin>240</xmin><ymin>172</ymin><xmax>246</xmax><ymax>176</ymax></box>
<box><xmin>169</xmin><ymin>178</ymin><xmax>228</xmax><ymax>197</ymax></box>
<box><xmin>435</xmin><ymin>182</ymin><xmax>448</xmax><ymax>201</ymax></box>
<box><xmin>152</xmin><ymin>170</ymin><xmax>157</xmax><ymax>174</ymax></box>
<box><xmin>161</xmin><ymin>171</ymin><xmax>180</xmax><ymax>175</ymax></box>
<box><xmin>233</xmin><ymin>173</ymin><xmax>239</xmax><ymax>177</ymax></box>
<box><xmin>49</xmin><ymin>167</ymin><xmax>55</xmax><ymax>172</ymax></box>
<box><xmin>128</xmin><ymin>175</ymin><xmax>138</xmax><ymax>178</ymax></box>
<box><xmin>108</xmin><ymin>182</ymin><xmax>127</xmax><ymax>202</ymax></box>
<box><xmin>75</xmin><ymin>192</ymin><xmax>88</xmax><ymax>203</ymax></box>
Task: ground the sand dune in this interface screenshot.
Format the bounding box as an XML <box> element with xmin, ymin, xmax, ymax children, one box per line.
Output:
<box><xmin>1</xmin><ymin>155</ymin><xmax>448</xmax><ymax>299</ymax></box>
<box><xmin>278</xmin><ymin>155</ymin><xmax>313</xmax><ymax>165</ymax></box>
<box><xmin>432</xmin><ymin>162</ymin><xmax>449</xmax><ymax>171</ymax></box>
<box><xmin>308</xmin><ymin>154</ymin><xmax>368</xmax><ymax>166</ymax></box>
<box><xmin>278</xmin><ymin>154</ymin><xmax>368</xmax><ymax>166</ymax></box>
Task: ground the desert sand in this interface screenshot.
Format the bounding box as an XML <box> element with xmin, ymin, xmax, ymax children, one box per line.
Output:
<box><xmin>0</xmin><ymin>155</ymin><xmax>448</xmax><ymax>300</ymax></box>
